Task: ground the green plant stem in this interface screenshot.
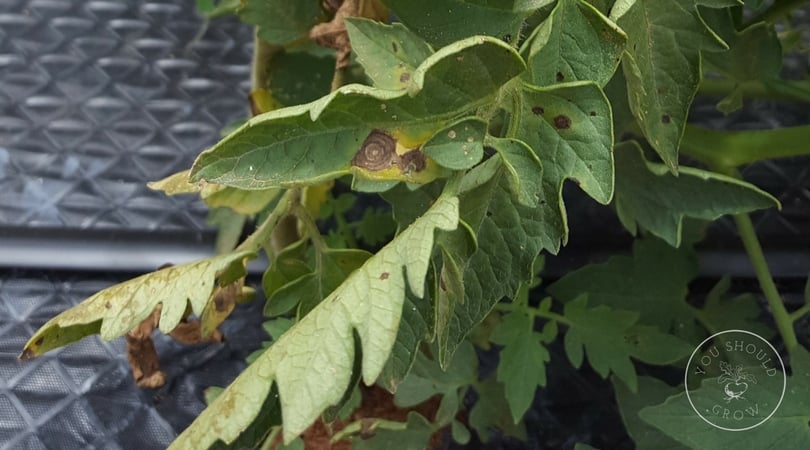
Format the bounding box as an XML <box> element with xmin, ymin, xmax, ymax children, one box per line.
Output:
<box><xmin>790</xmin><ymin>302</ymin><xmax>810</xmax><ymax>322</ymax></box>
<box><xmin>698</xmin><ymin>78</ymin><xmax>810</xmax><ymax>104</ymax></box>
<box><xmin>680</xmin><ymin>124</ymin><xmax>810</xmax><ymax>168</ymax></box>
<box><xmin>747</xmin><ymin>0</ymin><xmax>810</xmax><ymax>26</ymax></box>
<box><xmin>733</xmin><ymin>212</ymin><xmax>798</xmax><ymax>352</ymax></box>
<box><xmin>250</xmin><ymin>30</ymin><xmax>275</xmax><ymax>91</ymax></box>
<box><xmin>236</xmin><ymin>189</ymin><xmax>298</xmax><ymax>253</ymax></box>
<box><xmin>495</xmin><ymin>302</ymin><xmax>572</xmax><ymax>326</ymax></box>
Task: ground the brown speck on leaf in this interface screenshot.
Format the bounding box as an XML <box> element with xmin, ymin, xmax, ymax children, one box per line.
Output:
<box><xmin>661</xmin><ymin>114</ymin><xmax>671</xmax><ymax>124</ymax></box>
<box><xmin>105</xmin><ymin>301</ymin><xmax>112</xmax><ymax>309</ymax></box>
<box><xmin>589</xmin><ymin>111</ymin><xmax>596</xmax><ymax>116</ymax></box>
<box><xmin>399</xmin><ymin>72</ymin><xmax>410</xmax><ymax>83</ymax></box>
<box><xmin>553</xmin><ymin>115</ymin><xmax>572</xmax><ymax>129</ymax></box>
<box><xmin>556</xmin><ymin>71</ymin><xmax>565</xmax><ymax>82</ymax></box>
<box><xmin>391</xmin><ymin>41</ymin><xmax>398</xmax><ymax>52</ymax></box>
<box><xmin>379</xmin><ymin>272</ymin><xmax>389</xmax><ymax>280</ymax></box>
<box><xmin>531</xmin><ymin>106</ymin><xmax>544</xmax><ymax>115</ymax></box>
<box><xmin>35</xmin><ymin>337</ymin><xmax>43</xmax><ymax>346</ymax></box>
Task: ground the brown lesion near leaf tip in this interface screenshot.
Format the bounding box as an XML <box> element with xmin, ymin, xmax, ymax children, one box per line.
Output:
<box><xmin>379</xmin><ymin>272</ymin><xmax>389</xmax><ymax>280</ymax></box>
<box><xmin>127</xmin><ymin>306</ymin><xmax>166</xmax><ymax>389</ymax></box>
<box><xmin>126</xmin><ymin>302</ymin><xmax>224</xmax><ymax>389</ymax></box>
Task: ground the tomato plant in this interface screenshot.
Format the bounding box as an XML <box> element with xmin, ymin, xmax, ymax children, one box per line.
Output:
<box><xmin>21</xmin><ymin>0</ymin><xmax>810</xmax><ymax>448</ymax></box>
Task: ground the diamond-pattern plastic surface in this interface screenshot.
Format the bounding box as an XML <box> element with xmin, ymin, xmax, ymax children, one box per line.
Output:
<box><xmin>0</xmin><ymin>272</ymin><xmax>265</xmax><ymax>449</ymax></box>
<box><xmin>0</xmin><ymin>0</ymin><xmax>252</xmax><ymax>230</ymax></box>
<box><xmin>1</xmin><ymin>0</ymin><xmax>809</xmax><ymax>449</ymax></box>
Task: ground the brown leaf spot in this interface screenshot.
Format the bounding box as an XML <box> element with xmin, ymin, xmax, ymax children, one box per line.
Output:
<box><xmin>399</xmin><ymin>149</ymin><xmax>426</xmax><ymax>173</ymax></box>
<box><xmin>399</xmin><ymin>72</ymin><xmax>410</xmax><ymax>83</ymax></box>
<box><xmin>589</xmin><ymin>111</ymin><xmax>596</xmax><ymax>116</ymax></box>
<box><xmin>105</xmin><ymin>301</ymin><xmax>112</xmax><ymax>309</ymax></box>
<box><xmin>379</xmin><ymin>272</ymin><xmax>389</xmax><ymax>280</ymax></box>
<box><xmin>556</xmin><ymin>71</ymin><xmax>565</xmax><ymax>82</ymax></box>
<box><xmin>531</xmin><ymin>106</ymin><xmax>544</xmax><ymax>115</ymax></box>
<box><xmin>661</xmin><ymin>114</ymin><xmax>671</xmax><ymax>124</ymax></box>
<box><xmin>35</xmin><ymin>337</ymin><xmax>43</xmax><ymax>346</ymax></box>
<box><xmin>391</xmin><ymin>41</ymin><xmax>398</xmax><ymax>52</ymax></box>
<box><xmin>553</xmin><ymin>115</ymin><xmax>572</xmax><ymax>129</ymax></box>
<box><xmin>353</xmin><ymin>130</ymin><xmax>397</xmax><ymax>171</ymax></box>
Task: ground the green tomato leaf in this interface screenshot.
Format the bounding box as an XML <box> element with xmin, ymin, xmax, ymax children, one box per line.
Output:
<box><xmin>379</xmin><ymin>286</ymin><xmax>435</xmax><ymax>392</ymax></box>
<box><xmin>355</xmin><ymin>208</ymin><xmax>397</xmax><ymax>246</ymax></box>
<box><xmin>614</xmin><ymin>141</ymin><xmax>779</xmax><ymax>248</ymax></box>
<box><xmin>190</xmin><ymin>37</ymin><xmax>525</xmax><ymax>190</ymax></box>
<box><xmin>344</xmin><ymin>18</ymin><xmax>434</xmax><ymax>90</ymax></box>
<box><xmin>486</xmin><ymin>136</ymin><xmax>544</xmax><ymax>207</ymax></box>
<box><xmin>613</xmin><ymin>376</ymin><xmax>688</xmax><ymax>450</ymax></box>
<box><xmin>491</xmin><ymin>311</ymin><xmax>550</xmax><ymax>423</ymax></box>
<box><xmin>563</xmin><ymin>296</ymin><xmax>639</xmax><ymax>389</ymax></box>
<box><xmin>394</xmin><ymin>340</ymin><xmax>477</xmax><ymax>407</ymax></box>
<box><xmin>422</xmin><ymin>118</ymin><xmax>487</xmax><ymax>170</ymax></box>
<box><xmin>639</xmin><ymin>347</ymin><xmax>810</xmax><ymax>449</ymax></box>
<box><xmin>695</xmin><ymin>277</ymin><xmax>774</xmax><ymax>339</ymax></box>
<box><xmin>266</xmin><ymin>51</ymin><xmax>335</xmax><ymax>107</ymax></box>
<box><xmin>515</xmin><ymin>81</ymin><xmax>614</xmax><ymax>251</ymax></box>
<box><xmin>469</xmin><ymin>376</ymin><xmax>528</xmax><ymax>443</ymax></box>
<box><xmin>440</xmin><ymin>161</ymin><xmax>551</xmax><ymax>365</ymax></box>
<box><xmin>523</xmin><ymin>0</ymin><xmax>626</xmax><ymax>87</ymax></box>
<box><xmin>612</xmin><ymin>0</ymin><xmax>729</xmax><ymax>170</ymax></box>
<box><xmin>22</xmin><ymin>251</ymin><xmax>256</xmax><ymax>358</ymax></box>
<box><xmin>386</xmin><ymin>0</ymin><xmax>528</xmax><ymax>47</ymax></box>
<box><xmin>170</xmin><ymin>195</ymin><xmax>458</xmax><ymax>447</ymax></box>
<box><xmin>238</xmin><ymin>0</ymin><xmax>322</xmax><ymax>46</ymax></box>
<box><xmin>548</xmin><ymin>236</ymin><xmax>698</xmax><ymax>335</ymax></box>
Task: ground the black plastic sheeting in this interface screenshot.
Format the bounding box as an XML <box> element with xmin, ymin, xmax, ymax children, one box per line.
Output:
<box><xmin>1</xmin><ymin>0</ymin><xmax>809</xmax><ymax>449</ymax></box>
<box><xmin>0</xmin><ymin>1</ymin><xmax>265</xmax><ymax>448</ymax></box>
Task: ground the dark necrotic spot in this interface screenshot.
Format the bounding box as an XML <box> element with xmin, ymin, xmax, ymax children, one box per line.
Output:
<box><xmin>661</xmin><ymin>114</ymin><xmax>671</xmax><ymax>124</ymax></box>
<box><xmin>379</xmin><ymin>272</ymin><xmax>389</xmax><ymax>280</ymax></box>
<box><xmin>399</xmin><ymin>149</ymin><xmax>426</xmax><ymax>172</ymax></box>
<box><xmin>553</xmin><ymin>115</ymin><xmax>571</xmax><ymax>129</ymax></box>
<box><xmin>392</xmin><ymin>41</ymin><xmax>398</xmax><ymax>52</ymax></box>
<box><xmin>35</xmin><ymin>337</ymin><xmax>43</xmax><ymax>346</ymax></box>
<box><xmin>531</xmin><ymin>106</ymin><xmax>544</xmax><ymax>115</ymax></box>
<box><xmin>556</xmin><ymin>71</ymin><xmax>565</xmax><ymax>82</ymax></box>
<box><xmin>589</xmin><ymin>111</ymin><xmax>596</xmax><ymax>116</ymax></box>
<box><xmin>399</xmin><ymin>72</ymin><xmax>410</xmax><ymax>83</ymax></box>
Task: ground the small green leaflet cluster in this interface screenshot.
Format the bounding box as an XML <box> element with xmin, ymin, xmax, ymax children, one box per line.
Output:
<box><xmin>21</xmin><ymin>0</ymin><xmax>791</xmax><ymax>448</ymax></box>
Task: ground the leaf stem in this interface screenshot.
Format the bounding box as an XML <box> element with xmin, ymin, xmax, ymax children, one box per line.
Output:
<box><xmin>680</xmin><ymin>124</ymin><xmax>810</xmax><ymax>168</ymax></box>
<box><xmin>495</xmin><ymin>302</ymin><xmax>572</xmax><ymax>326</ymax></box>
<box><xmin>235</xmin><ymin>189</ymin><xmax>298</xmax><ymax>253</ymax></box>
<box><xmin>698</xmin><ymin>78</ymin><xmax>810</xmax><ymax>104</ymax></box>
<box><xmin>732</xmin><ymin>212</ymin><xmax>798</xmax><ymax>352</ymax></box>
<box><xmin>746</xmin><ymin>0</ymin><xmax>810</xmax><ymax>26</ymax></box>
<box><xmin>790</xmin><ymin>302</ymin><xmax>810</xmax><ymax>322</ymax></box>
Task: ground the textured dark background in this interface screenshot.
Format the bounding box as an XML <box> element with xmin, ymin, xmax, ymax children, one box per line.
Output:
<box><xmin>0</xmin><ymin>1</ymin><xmax>808</xmax><ymax>449</ymax></box>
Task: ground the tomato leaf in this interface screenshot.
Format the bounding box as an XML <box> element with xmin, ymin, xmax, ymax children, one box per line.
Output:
<box><xmin>22</xmin><ymin>250</ymin><xmax>256</xmax><ymax>358</ymax></box>
<box><xmin>170</xmin><ymin>195</ymin><xmax>458</xmax><ymax>446</ymax></box>
<box><xmin>614</xmin><ymin>141</ymin><xmax>779</xmax><ymax>247</ymax></box>
<box><xmin>190</xmin><ymin>37</ymin><xmax>525</xmax><ymax>190</ymax></box>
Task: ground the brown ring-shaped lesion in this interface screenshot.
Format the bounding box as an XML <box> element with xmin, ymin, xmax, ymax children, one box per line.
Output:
<box><xmin>352</xmin><ymin>130</ymin><xmax>427</xmax><ymax>174</ymax></box>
